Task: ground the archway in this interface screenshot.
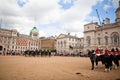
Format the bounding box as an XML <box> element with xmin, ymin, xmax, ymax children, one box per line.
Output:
<box><xmin>0</xmin><ymin>46</ymin><xmax>3</xmax><ymax>51</ymax></box>
<box><xmin>111</xmin><ymin>32</ymin><xmax>119</xmax><ymax>46</ymax></box>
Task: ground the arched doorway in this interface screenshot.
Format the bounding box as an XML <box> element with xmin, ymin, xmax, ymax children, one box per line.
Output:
<box><xmin>0</xmin><ymin>46</ymin><xmax>3</xmax><ymax>51</ymax></box>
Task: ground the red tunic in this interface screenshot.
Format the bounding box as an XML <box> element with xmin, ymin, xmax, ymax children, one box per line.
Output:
<box><xmin>95</xmin><ymin>48</ymin><xmax>100</xmax><ymax>54</ymax></box>
<box><xmin>119</xmin><ymin>51</ymin><xmax>120</xmax><ymax>55</ymax></box>
<box><xmin>113</xmin><ymin>51</ymin><xmax>118</xmax><ymax>55</ymax></box>
<box><xmin>100</xmin><ymin>51</ymin><xmax>104</xmax><ymax>55</ymax></box>
<box><xmin>105</xmin><ymin>48</ymin><xmax>109</xmax><ymax>55</ymax></box>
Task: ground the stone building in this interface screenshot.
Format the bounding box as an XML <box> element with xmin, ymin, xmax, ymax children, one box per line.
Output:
<box><xmin>0</xmin><ymin>27</ymin><xmax>40</xmax><ymax>52</ymax></box>
<box><xmin>56</xmin><ymin>33</ymin><xmax>84</xmax><ymax>55</ymax></box>
<box><xmin>84</xmin><ymin>1</ymin><xmax>120</xmax><ymax>50</ymax></box>
<box><xmin>0</xmin><ymin>29</ymin><xmax>17</xmax><ymax>51</ymax></box>
<box><xmin>40</xmin><ymin>36</ymin><xmax>56</xmax><ymax>50</ymax></box>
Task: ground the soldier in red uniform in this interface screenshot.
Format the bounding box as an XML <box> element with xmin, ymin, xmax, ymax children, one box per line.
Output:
<box><xmin>95</xmin><ymin>47</ymin><xmax>103</xmax><ymax>67</ymax></box>
<box><xmin>95</xmin><ymin>47</ymin><xmax>102</xmax><ymax>56</ymax></box>
<box><xmin>113</xmin><ymin>48</ymin><xmax>118</xmax><ymax>55</ymax></box>
<box><xmin>99</xmin><ymin>48</ymin><xmax>104</xmax><ymax>55</ymax></box>
<box><xmin>100</xmin><ymin>51</ymin><xmax>104</xmax><ymax>55</ymax></box>
<box><xmin>105</xmin><ymin>48</ymin><xmax>110</xmax><ymax>55</ymax></box>
<box><xmin>119</xmin><ymin>48</ymin><xmax>120</xmax><ymax>55</ymax></box>
<box><xmin>118</xmin><ymin>48</ymin><xmax>120</xmax><ymax>60</ymax></box>
<box><xmin>95</xmin><ymin>47</ymin><xmax>99</xmax><ymax>54</ymax></box>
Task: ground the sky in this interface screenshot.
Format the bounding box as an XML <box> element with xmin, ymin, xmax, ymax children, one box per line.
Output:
<box><xmin>0</xmin><ymin>0</ymin><xmax>119</xmax><ymax>37</ymax></box>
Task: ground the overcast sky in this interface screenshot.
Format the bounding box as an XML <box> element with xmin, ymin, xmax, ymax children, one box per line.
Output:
<box><xmin>0</xmin><ymin>0</ymin><xmax>119</xmax><ymax>37</ymax></box>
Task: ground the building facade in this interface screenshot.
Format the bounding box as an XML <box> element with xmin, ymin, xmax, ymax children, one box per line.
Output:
<box><xmin>0</xmin><ymin>27</ymin><xmax>40</xmax><ymax>53</ymax></box>
<box><xmin>84</xmin><ymin>1</ymin><xmax>120</xmax><ymax>50</ymax></box>
<box><xmin>40</xmin><ymin>36</ymin><xmax>56</xmax><ymax>50</ymax></box>
<box><xmin>0</xmin><ymin>29</ymin><xmax>17</xmax><ymax>51</ymax></box>
<box><xmin>56</xmin><ymin>33</ymin><xmax>84</xmax><ymax>55</ymax></box>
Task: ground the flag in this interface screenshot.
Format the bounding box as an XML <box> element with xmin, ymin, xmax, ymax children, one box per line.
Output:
<box><xmin>69</xmin><ymin>45</ymin><xmax>73</xmax><ymax>49</ymax></box>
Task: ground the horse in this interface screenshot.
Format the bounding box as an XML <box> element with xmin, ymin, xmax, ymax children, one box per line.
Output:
<box><xmin>110</xmin><ymin>48</ymin><xmax>120</xmax><ymax>69</ymax></box>
<box><xmin>89</xmin><ymin>50</ymin><xmax>112</xmax><ymax>71</ymax></box>
<box><xmin>23</xmin><ymin>50</ymin><xmax>30</xmax><ymax>56</ymax></box>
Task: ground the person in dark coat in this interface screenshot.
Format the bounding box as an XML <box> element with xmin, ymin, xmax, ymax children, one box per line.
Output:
<box><xmin>89</xmin><ymin>50</ymin><xmax>96</xmax><ymax>70</ymax></box>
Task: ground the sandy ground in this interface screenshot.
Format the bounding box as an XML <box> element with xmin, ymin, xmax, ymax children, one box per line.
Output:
<box><xmin>0</xmin><ymin>56</ymin><xmax>120</xmax><ymax>80</ymax></box>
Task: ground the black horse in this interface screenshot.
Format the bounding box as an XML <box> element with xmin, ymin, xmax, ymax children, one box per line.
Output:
<box><xmin>110</xmin><ymin>48</ymin><xmax>120</xmax><ymax>69</ymax></box>
<box><xmin>89</xmin><ymin>50</ymin><xmax>112</xmax><ymax>71</ymax></box>
<box><xmin>24</xmin><ymin>49</ymin><xmax>52</xmax><ymax>57</ymax></box>
<box><xmin>24</xmin><ymin>50</ymin><xmax>30</xmax><ymax>56</ymax></box>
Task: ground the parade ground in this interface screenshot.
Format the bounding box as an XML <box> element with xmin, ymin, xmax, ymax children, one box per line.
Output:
<box><xmin>0</xmin><ymin>56</ymin><xmax>120</xmax><ymax>80</ymax></box>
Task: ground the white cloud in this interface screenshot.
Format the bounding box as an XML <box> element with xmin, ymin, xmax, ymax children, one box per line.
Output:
<box><xmin>58</xmin><ymin>0</ymin><xmax>102</xmax><ymax>37</ymax></box>
<box><xmin>0</xmin><ymin>0</ymin><xmax>104</xmax><ymax>37</ymax></box>
<box><xmin>39</xmin><ymin>31</ymin><xmax>46</xmax><ymax>37</ymax></box>
<box><xmin>19</xmin><ymin>0</ymin><xmax>28</xmax><ymax>3</ymax></box>
<box><xmin>103</xmin><ymin>4</ymin><xmax>111</xmax><ymax>11</ymax></box>
<box><xmin>86</xmin><ymin>16</ymin><xmax>99</xmax><ymax>23</ymax></box>
<box><xmin>112</xmin><ymin>0</ymin><xmax>119</xmax><ymax>8</ymax></box>
<box><xmin>63</xmin><ymin>0</ymin><xmax>72</xmax><ymax>3</ymax></box>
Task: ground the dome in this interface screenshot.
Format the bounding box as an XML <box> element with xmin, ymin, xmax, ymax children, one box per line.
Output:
<box><xmin>30</xmin><ymin>27</ymin><xmax>39</xmax><ymax>37</ymax></box>
<box><xmin>30</xmin><ymin>27</ymin><xmax>39</xmax><ymax>33</ymax></box>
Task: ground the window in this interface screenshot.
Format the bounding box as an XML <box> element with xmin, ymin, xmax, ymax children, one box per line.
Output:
<box><xmin>86</xmin><ymin>36</ymin><xmax>91</xmax><ymax>46</ymax></box>
<box><xmin>105</xmin><ymin>32</ymin><xmax>108</xmax><ymax>34</ymax></box>
<box><xmin>80</xmin><ymin>44</ymin><xmax>81</xmax><ymax>47</ymax></box>
<box><xmin>105</xmin><ymin>36</ymin><xmax>108</xmax><ymax>45</ymax></box>
<box><xmin>69</xmin><ymin>38</ymin><xmax>71</xmax><ymax>41</ymax></box>
<box><xmin>87</xmin><ymin>26</ymin><xmax>89</xmax><ymax>29</ymax></box>
<box><xmin>61</xmin><ymin>41</ymin><xmax>63</xmax><ymax>48</ymax></box>
<box><xmin>64</xmin><ymin>41</ymin><xmax>66</xmax><ymax>48</ymax></box>
<box><xmin>75</xmin><ymin>44</ymin><xmax>77</xmax><ymax>47</ymax></box>
<box><xmin>111</xmin><ymin>32</ymin><xmax>119</xmax><ymax>46</ymax></box>
<box><xmin>12</xmin><ymin>46</ymin><xmax>14</xmax><ymax>49</ymax></box>
<box><xmin>79</xmin><ymin>39</ymin><xmax>81</xmax><ymax>42</ymax></box>
<box><xmin>72</xmin><ymin>43</ymin><xmax>74</xmax><ymax>46</ymax></box>
<box><xmin>58</xmin><ymin>42</ymin><xmax>59</xmax><ymax>48</ymax></box>
<box><xmin>98</xmin><ymin>37</ymin><xmax>101</xmax><ymax>45</ymax></box>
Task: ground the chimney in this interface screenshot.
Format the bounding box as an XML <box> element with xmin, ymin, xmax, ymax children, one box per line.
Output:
<box><xmin>68</xmin><ymin>33</ymin><xmax>70</xmax><ymax>35</ymax></box>
<box><xmin>106</xmin><ymin>18</ymin><xmax>110</xmax><ymax>24</ymax></box>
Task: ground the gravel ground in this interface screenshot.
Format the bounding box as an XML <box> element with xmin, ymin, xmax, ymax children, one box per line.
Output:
<box><xmin>0</xmin><ymin>56</ymin><xmax>120</xmax><ymax>80</ymax></box>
